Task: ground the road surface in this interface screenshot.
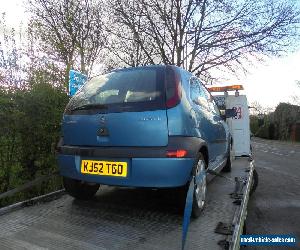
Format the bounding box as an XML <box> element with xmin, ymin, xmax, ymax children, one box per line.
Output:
<box><xmin>247</xmin><ymin>138</ymin><xmax>300</xmax><ymax>249</ymax></box>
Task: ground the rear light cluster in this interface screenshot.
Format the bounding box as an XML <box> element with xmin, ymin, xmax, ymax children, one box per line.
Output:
<box><xmin>165</xmin><ymin>67</ymin><xmax>182</xmax><ymax>108</ymax></box>
<box><xmin>166</xmin><ymin>149</ymin><xmax>187</xmax><ymax>158</ymax></box>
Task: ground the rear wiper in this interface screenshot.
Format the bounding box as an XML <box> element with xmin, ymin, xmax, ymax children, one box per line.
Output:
<box><xmin>71</xmin><ymin>104</ymin><xmax>108</xmax><ymax>111</ymax></box>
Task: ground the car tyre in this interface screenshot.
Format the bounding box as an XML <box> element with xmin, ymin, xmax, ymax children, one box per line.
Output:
<box><xmin>191</xmin><ymin>153</ymin><xmax>207</xmax><ymax>218</ymax></box>
<box><xmin>63</xmin><ymin>177</ymin><xmax>100</xmax><ymax>200</ymax></box>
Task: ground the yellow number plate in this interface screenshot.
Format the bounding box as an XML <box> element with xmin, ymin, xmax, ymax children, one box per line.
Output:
<box><xmin>81</xmin><ymin>160</ymin><xmax>127</xmax><ymax>177</ymax></box>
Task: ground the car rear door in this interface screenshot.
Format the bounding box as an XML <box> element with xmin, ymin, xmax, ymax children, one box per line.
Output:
<box><xmin>207</xmin><ymin>95</ymin><xmax>228</xmax><ymax>159</ymax></box>
<box><xmin>189</xmin><ymin>77</ymin><xmax>219</xmax><ymax>164</ymax></box>
<box><xmin>199</xmin><ymin>84</ymin><xmax>228</xmax><ymax>165</ymax></box>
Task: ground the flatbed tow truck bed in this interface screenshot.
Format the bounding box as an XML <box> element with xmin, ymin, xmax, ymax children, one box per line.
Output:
<box><xmin>0</xmin><ymin>158</ymin><xmax>254</xmax><ymax>250</ymax></box>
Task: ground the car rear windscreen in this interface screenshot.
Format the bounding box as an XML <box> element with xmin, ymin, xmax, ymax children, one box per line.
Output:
<box><xmin>65</xmin><ymin>67</ymin><xmax>166</xmax><ymax>114</ymax></box>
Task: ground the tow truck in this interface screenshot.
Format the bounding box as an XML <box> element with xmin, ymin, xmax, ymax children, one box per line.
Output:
<box><xmin>0</xmin><ymin>84</ymin><xmax>257</xmax><ymax>250</ymax></box>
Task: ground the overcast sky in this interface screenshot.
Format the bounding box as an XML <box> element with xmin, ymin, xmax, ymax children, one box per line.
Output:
<box><xmin>1</xmin><ymin>0</ymin><xmax>300</xmax><ymax>109</ymax></box>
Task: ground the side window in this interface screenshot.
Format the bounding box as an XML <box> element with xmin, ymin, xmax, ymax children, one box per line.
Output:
<box><xmin>210</xmin><ymin>98</ymin><xmax>221</xmax><ymax>116</ymax></box>
<box><xmin>198</xmin><ymin>81</ymin><xmax>210</xmax><ymax>100</ymax></box>
<box><xmin>189</xmin><ymin>77</ymin><xmax>209</xmax><ymax>108</ymax></box>
<box><xmin>199</xmin><ymin>82</ymin><xmax>221</xmax><ymax>116</ymax></box>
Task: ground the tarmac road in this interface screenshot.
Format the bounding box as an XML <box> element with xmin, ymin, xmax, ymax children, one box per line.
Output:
<box><xmin>246</xmin><ymin>137</ymin><xmax>300</xmax><ymax>249</ymax></box>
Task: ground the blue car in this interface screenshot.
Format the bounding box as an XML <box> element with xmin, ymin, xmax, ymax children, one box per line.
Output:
<box><xmin>57</xmin><ymin>65</ymin><xmax>232</xmax><ymax>217</ymax></box>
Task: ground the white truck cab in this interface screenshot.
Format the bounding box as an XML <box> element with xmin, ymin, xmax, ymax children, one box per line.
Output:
<box><xmin>208</xmin><ymin>85</ymin><xmax>251</xmax><ymax>157</ymax></box>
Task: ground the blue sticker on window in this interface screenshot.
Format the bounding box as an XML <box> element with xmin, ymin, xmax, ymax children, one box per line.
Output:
<box><xmin>69</xmin><ymin>70</ymin><xmax>88</xmax><ymax>96</ymax></box>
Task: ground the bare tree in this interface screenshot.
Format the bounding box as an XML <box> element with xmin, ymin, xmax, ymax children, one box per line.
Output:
<box><xmin>28</xmin><ymin>0</ymin><xmax>106</xmax><ymax>85</ymax></box>
<box><xmin>105</xmin><ymin>23</ymin><xmax>151</xmax><ymax>67</ymax></box>
<box><xmin>108</xmin><ymin>0</ymin><xmax>300</xmax><ymax>77</ymax></box>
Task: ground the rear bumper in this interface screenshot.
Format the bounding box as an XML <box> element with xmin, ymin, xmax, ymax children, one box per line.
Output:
<box><xmin>57</xmin><ymin>136</ymin><xmax>205</xmax><ymax>158</ymax></box>
<box><xmin>58</xmin><ymin>154</ymin><xmax>195</xmax><ymax>188</ymax></box>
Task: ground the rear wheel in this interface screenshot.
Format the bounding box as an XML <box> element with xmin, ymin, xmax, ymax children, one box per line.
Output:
<box><xmin>192</xmin><ymin>153</ymin><xmax>207</xmax><ymax>218</ymax></box>
<box><xmin>63</xmin><ymin>177</ymin><xmax>100</xmax><ymax>200</ymax></box>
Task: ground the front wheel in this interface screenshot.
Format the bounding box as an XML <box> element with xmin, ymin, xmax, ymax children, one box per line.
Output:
<box><xmin>63</xmin><ymin>177</ymin><xmax>100</xmax><ymax>200</ymax></box>
<box><xmin>192</xmin><ymin>153</ymin><xmax>207</xmax><ymax>218</ymax></box>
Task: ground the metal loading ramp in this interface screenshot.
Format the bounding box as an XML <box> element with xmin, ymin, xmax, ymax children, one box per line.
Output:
<box><xmin>0</xmin><ymin>158</ymin><xmax>252</xmax><ymax>250</ymax></box>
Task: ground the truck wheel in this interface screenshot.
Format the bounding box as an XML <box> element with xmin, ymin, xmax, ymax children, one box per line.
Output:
<box><xmin>222</xmin><ymin>143</ymin><xmax>232</xmax><ymax>172</ymax></box>
<box><xmin>192</xmin><ymin>153</ymin><xmax>207</xmax><ymax>218</ymax></box>
<box><xmin>63</xmin><ymin>177</ymin><xmax>100</xmax><ymax>200</ymax></box>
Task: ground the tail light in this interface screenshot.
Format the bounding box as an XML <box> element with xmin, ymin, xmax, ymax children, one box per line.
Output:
<box><xmin>165</xmin><ymin>67</ymin><xmax>182</xmax><ymax>108</ymax></box>
<box><xmin>166</xmin><ymin>149</ymin><xmax>187</xmax><ymax>158</ymax></box>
